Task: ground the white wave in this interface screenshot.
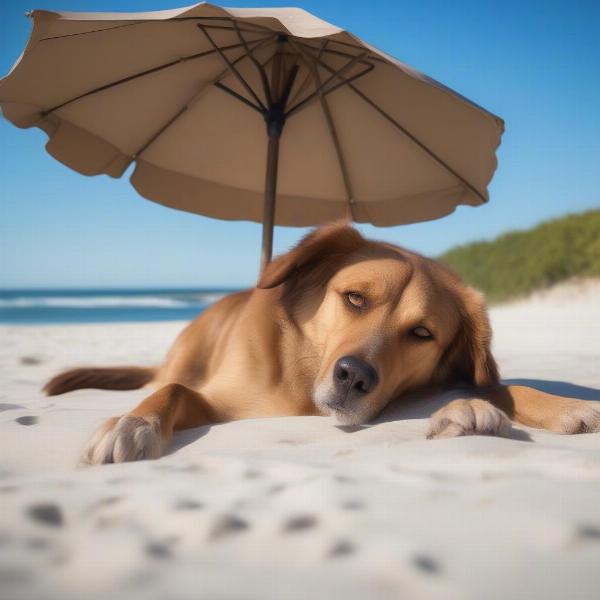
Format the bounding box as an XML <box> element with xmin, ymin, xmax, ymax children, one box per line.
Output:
<box><xmin>195</xmin><ymin>293</ymin><xmax>227</xmax><ymax>304</ymax></box>
<box><xmin>0</xmin><ymin>295</ymin><xmax>224</xmax><ymax>309</ymax></box>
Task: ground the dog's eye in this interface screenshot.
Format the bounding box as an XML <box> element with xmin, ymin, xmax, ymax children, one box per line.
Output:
<box><xmin>411</xmin><ymin>326</ymin><xmax>433</xmax><ymax>339</ymax></box>
<box><xmin>345</xmin><ymin>291</ymin><xmax>367</xmax><ymax>309</ymax></box>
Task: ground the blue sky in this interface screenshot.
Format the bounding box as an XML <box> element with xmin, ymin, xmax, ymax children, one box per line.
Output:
<box><xmin>1</xmin><ymin>0</ymin><xmax>599</xmax><ymax>288</ymax></box>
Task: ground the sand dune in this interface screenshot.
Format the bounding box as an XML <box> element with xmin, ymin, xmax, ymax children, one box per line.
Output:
<box><xmin>0</xmin><ymin>281</ymin><xmax>599</xmax><ymax>599</ymax></box>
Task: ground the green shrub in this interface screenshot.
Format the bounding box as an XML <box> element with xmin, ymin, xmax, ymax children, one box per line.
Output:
<box><xmin>439</xmin><ymin>209</ymin><xmax>600</xmax><ymax>302</ymax></box>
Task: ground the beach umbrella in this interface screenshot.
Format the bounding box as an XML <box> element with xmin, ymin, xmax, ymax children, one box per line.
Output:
<box><xmin>0</xmin><ymin>3</ymin><xmax>503</xmax><ymax>271</ymax></box>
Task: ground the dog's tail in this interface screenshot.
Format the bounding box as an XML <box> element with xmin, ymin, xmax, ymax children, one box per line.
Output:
<box><xmin>43</xmin><ymin>366</ymin><xmax>156</xmax><ymax>396</ymax></box>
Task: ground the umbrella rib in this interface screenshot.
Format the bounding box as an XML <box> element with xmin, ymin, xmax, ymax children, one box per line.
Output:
<box><xmin>214</xmin><ymin>82</ymin><xmax>265</xmax><ymax>113</ymax></box>
<box><xmin>40</xmin><ymin>21</ymin><xmax>148</xmax><ymax>41</ymax></box>
<box><xmin>308</xmin><ymin>63</ymin><xmax>374</xmax><ymax>105</ymax></box>
<box><xmin>279</xmin><ymin>64</ymin><xmax>300</xmax><ymax>109</ymax></box>
<box><xmin>291</xmin><ymin>40</ymin><xmax>356</xmax><ymax>219</ymax></box>
<box><xmin>197</xmin><ymin>24</ymin><xmax>267</xmax><ymax>114</ymax></box>
<box><xmin>286</xmin><ymin>64</ymin><xmax>314</xmax><ymax>107</ymax></box>
<box><xmin>132</xmin><ymin>37</ymin><xmax>277</xmax><ymax>161</ymax></box>
<box><xmin>302</xmin><ymin>36</ymin><xmax>386</xmax><ymax>59</ymax></box>
<box><xmin>232</xmin><ymin>22</ymin><xmax>273</xmax><ymax>108</ymax></box>
<box><xmin>36</xmin><ymin>14</ymin><xmax>382</xmax><ymax>66</ymax></box>
<box><xmin>182</xmin><ymin>16</ymin><xmax>274</xmax><ymax>33</ymax></box>
<box><xmin>40</xmin><ymin>36</ymin><xmax>271</xmax><ymax>117</ymax></box>
<box><xmin>297</xmin><ymin>40</ymin><xmax>387</xmax><ymax>64</ymax></box>
<box><xmin>188</xmin><ymin>16</ymin><xmax>280</xmax><ymax>37</ymax></box>
<box><xmin>296</xmin><ymin>41</ymin><xmax>487</xmax><ymax>203</ymax></box>
<box><xmin>315</xmin><ymin>61</ymin><xmax>357</xmax><ymax>220</ymax></box>
<box><xmin>285</xmin><ymin>50</ymin><xmax>371</xmax><ymax>118</ymax></box>
<box><xmin>39</xmin><ymin>16</ymin><xmax>273</xmax><ymax>41</ymax></box>
<box><xmin>198</xmin><ymin>24</ymin><xmax>266</xmax><ymax>34</ymax></box>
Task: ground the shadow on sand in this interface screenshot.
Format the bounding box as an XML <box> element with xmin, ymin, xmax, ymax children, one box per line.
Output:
<box><xmin>168</xmin><ymin>425</ymin><xmax>214</xmax><ymax>455</ymax></box>
<box><xmin>502</xmin><ymin>379</ymin><xmax>600</xmax><ymax>401</ymax></box>
<box><xmin>167</xmin><ymin>379</ymin><xmax>600</xmax><ymax>450</ymax></box>
<box><xmin>374</xmin><ymin>379</ymin><xmax>600</xmax><ymax>442</ymax></box>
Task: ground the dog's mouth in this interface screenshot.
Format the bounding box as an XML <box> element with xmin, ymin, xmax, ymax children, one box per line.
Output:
<box><xmin>322</xmin><ymin>403</ymin><xmax>356</xmax><ymax>423</ymax></box>
<box><xmin>313</xmin><ymin>385</ymin><xmax>371</xmax><ymax>426</ymax></box>
<box><xmin>313</xmin><ymin>385</ymin><xmax>346</xmax><ymax>415</ymax></box>
<box><xmin>323</xmin><ymin>401</ymin><xmax>352</xmax><ymax>416</ymax></box>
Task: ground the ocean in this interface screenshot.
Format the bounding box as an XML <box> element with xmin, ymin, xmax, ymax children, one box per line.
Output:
<box><xmin>0</xmin><ymin>288</ymin><xmax>240</xmax><ymax>325</ymax></box>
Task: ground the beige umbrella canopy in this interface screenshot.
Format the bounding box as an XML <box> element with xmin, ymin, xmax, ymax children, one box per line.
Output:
<box><xmin>0</xmin><ymin>3</ymin><xmax>503</xmax><ymax>270</ymax></box>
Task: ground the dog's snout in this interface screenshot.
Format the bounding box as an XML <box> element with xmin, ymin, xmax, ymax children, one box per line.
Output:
<box><xmin>332</xmin><ymin>356</ymin><xmax>379</xmax><ymax>403</ymax></box>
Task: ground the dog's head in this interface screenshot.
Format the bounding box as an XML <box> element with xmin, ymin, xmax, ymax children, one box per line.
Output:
<box><xmin>258</xmin><ymin>223</ymin><xmax>499</xmax><ymax>425</ymax></box>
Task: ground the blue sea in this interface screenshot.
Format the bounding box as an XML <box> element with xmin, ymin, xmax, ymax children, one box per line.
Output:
<box><xmin>0</xmin><ymin>289</ymin><xmax>240</xmax><ymax>325</ymax></box>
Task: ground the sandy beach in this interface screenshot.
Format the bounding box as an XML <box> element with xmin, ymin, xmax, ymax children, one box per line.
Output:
<box><xmin>0</xmin><ymin>280</ymin><xmax>599</xmax><ymax>600</ymax></box>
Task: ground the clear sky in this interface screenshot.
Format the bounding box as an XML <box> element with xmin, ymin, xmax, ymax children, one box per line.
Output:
<box><xmin>1</xmin><ymin>0</ymin><xmax>599</xmax><ymax>288</ymax></box>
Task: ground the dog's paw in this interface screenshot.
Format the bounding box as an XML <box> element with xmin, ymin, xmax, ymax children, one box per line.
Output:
<box><xmin>80</xmin><ymin>414</ymin><xmax>163</xmax><ymax>465</ymax></box>
<box><xmin>426</xmin><ymin>399</ymin><xmax>512</xmax><ymax>440</ymax></box>
<box><xmin>547</xmin><ymin>403</ymin><xmax>600</xmax><ymax>434</ymax></box>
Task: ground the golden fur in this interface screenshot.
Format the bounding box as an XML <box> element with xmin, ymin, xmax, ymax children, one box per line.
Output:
<box><xmin>44</xmin><ymin>223</ymin><xmax>600</xmax><ymax>464</ymax></box>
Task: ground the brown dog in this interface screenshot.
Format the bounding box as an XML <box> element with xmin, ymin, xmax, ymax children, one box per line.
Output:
<box><xmin>44</xmin><ymin>223</ymin><xmax>600</xmax><ymax>464</ymax></box>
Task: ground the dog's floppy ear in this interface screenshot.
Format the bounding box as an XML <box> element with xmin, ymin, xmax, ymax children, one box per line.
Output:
<box><xmin>257</xmin><ymin>221</ymin><xmax>365</xmax><ymax>289</ymax></box>
<box><xmin>443</xmin><ymin>287</ymin><xmax>500</xmax><ymax>387</ymax></box>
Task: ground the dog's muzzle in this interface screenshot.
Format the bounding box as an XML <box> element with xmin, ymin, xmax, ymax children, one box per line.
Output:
<box><xmin>326</xmin><ymin>355</ymin><xmax>379</xmax><ymax>410</ymax></box>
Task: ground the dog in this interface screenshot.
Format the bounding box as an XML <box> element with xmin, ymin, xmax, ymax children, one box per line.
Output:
<box><xmin>44</xmin><ymin>222</ymin><xmax>600</xmax><ymax>464</ymax></box>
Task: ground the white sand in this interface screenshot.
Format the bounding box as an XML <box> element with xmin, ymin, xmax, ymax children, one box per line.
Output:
<box><xmin>1</xmin><ymin>281</ymin><xmax>599</xmax><ymax>600</ymax></box>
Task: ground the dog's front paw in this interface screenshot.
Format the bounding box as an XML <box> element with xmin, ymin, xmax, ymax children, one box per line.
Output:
<box><xmin>547</xmin><ymin>403</ymin><xmax>600</xmax><ymax>434</ymax></box>
<box><xmin>81</xmin><ymin>414</ymin><xmax>163</xmax><ymax>465</ymax></box>
<box><xmin>426</xmin><ymin>399</ymin><xmax>512</xmax><ymax>440</ymax></box>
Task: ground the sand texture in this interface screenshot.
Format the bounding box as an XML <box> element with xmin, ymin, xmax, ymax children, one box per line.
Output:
<box><xmin>0</xmin><ymin>281</ymin><xmax>599</xmax><ymax>600</ymax></box>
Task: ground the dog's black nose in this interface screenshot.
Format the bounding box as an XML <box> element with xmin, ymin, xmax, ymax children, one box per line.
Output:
<box><xmin>332</xmin><ymin>356</ymin><xmax>379</xmax><ymax>403</ymax></box>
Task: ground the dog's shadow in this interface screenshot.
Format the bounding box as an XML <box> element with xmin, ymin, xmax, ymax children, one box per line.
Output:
<box><xmin>503</xmin><ymin>379</ymin><xmax>600</xmax><ymax>401</ymax></box>
<box><xmin>374</xmin><ymin>379</ymin><xmax>600</xmax><ymax>443</ymax></box>
<box><xmin>168</xmin><ymin>379</ymin><xmax>600</xmax><ymax>451</ymax></box>
<box><xmin>168</xmin><ymin>425</ymin><xmax>214</xmax><ymax>455</ymax></box>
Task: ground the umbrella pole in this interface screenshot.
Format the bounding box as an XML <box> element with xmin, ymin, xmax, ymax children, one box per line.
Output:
<box><xmin>260</xmin><ymin>133</ymin><xmax>280</xmax><ymax>272</ymax></box>
<box><xmin>259</xmin><ymin>35</ymin><xmax>288</xmax><ymax>274</ymax></box>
